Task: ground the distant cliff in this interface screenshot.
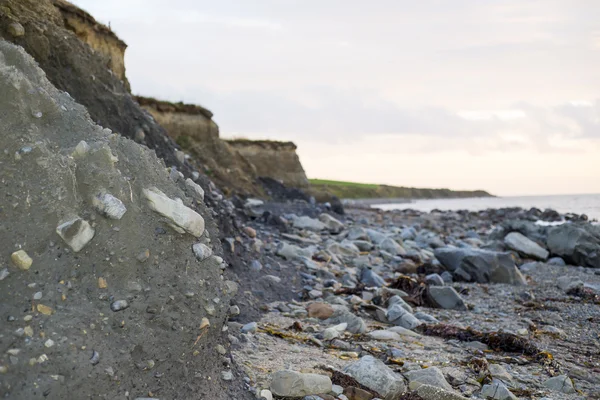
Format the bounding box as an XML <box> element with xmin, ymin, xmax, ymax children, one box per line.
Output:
<box><xmin>227</xmin><ymin>140</ymin><xmax>309</xmax><ymax>188</ymax></box>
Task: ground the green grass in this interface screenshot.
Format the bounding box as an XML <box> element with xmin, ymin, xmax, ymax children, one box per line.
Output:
<box><xmin>308</xmin><ymin>178</ymin><xmax>492</xmax><ymax>200</ymax></box>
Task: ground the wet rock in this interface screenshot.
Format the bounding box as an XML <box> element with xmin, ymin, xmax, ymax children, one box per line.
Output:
<box><xmin>546</xmin><ymin>223</ymin><xmax>600</xmax><ymax>268</ymax></box>
<box><xmin>92</xmin><ymin>192</ymin><xmax>127</xmax><ymax>220</ymax></box>
<box><xmin>343</xmin><ymin>355</ymin><xmax>406</xmax><ymax>399</ymax></box>
<box><xmin>307</xmin><ymin>303</ymin><xmax>335</xmax><ymax>320</ymax></box>
<box><xmin>143</xmin><ymin>187</ymin><xmax>205</xmax><ymax>237</ymax></box>
<box><xmin>56</xmin><ymin>218</ymin><xmax>95</xmax><ymax>252</ymax></box>
<box><xmin>270</xmin><ymin>370</ymin><xmax>332</xmax><ymax>397</ymax></box>
<box><xmin>11</xmin><ymin>250</ymin><xmax>32</xmax><ymax>271</ymax></box>
<box><xmin>543</xmin><ymin>375</ymin><xmax>576</xmax><ymax>394</ymax></box>
<box><xmin>504</xmin><ymin>232</ymin><xmax>548</xmax><ymax>260</ymax></box>
<box><xmin>434</xmin><ymin>247</ymin><xmax>527</xmax><ymax>285</ymax></box>
<box><xmin>405</xmin><ymin>367</ymin><xmax>453</xmax><ymax>391</ymax></box>
<box><xmin>319</xmin><ymin>213</ymin><xmax>344</xmax><ymax>234</ymax></box>
<box><xmin>293</xmin><ymin>216</ymin><xmax>326</xmax><ymax>231</ymax></box>
<box><xmin>427</xmin><ymin>286</ymin><xmax>467</xmax><ymax>310</ymax></box>
<box><xmin>192</xmin><ymin>243</ymin><xmax>213</xmax><ymax>261</ymax></box>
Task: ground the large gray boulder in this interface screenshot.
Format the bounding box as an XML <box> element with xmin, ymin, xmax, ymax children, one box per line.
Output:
<box><xmin>343</xmin><ymin>355</ymin><xmax>406</xmax><ymax>399</ymax></box>
<box><xmin>546</xmin><ymin>224</ymin><xmax>600</xmax><ymax>268</ymax></box>
<box><xmin>434</xmin><ymin>247</ymin><xmax>526</xmax><ymax>285</ymax></box>
<box><xmin>504</xmin><ymin>232</ymin><xmax>549</xmax><ymax>260</ymax></box>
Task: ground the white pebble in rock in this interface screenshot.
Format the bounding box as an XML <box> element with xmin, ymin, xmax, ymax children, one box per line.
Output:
<box><xmin>56</xmin><ymin>217</ymin><xmax>95</xmax><ymax>252</ymax></box>
<box><xmin>143</xmin><ymin>187</ymin><xmax>204</xmax><ymax>237</ymax></box>
<box><xmin>110</xmin><ymin>300</ymin><xmax>129</xmax><ymax>312</ymax></box>
<box><xmin>221</xmin><ymin>370</ymin><xmax>233</xmax><ymax>380</ymax></box>
<box><xmin>92</xmin><ymin>192</ymin><xmax>127</xmax><ymax>220</ymax></box>
<box><xmin>192</xmin><ymin>243</ymin><xmax>212</xmax><ymax>261</ymax></box>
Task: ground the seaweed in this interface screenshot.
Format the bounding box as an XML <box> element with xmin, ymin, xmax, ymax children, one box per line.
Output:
<box><xmin>388</xmin><ymin>275</ymin><xmax>432</xmax><ymax>306</ymax></box>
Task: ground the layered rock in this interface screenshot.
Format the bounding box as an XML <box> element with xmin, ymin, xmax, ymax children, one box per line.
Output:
<box><xmin>227</xmin><ymin>139</ymin><xmax>310</xmax><ymax>188</ymax></box>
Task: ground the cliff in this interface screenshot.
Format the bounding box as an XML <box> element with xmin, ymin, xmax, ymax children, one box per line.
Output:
<box><xmin>135</xmin><ymin>96</ymin><xmax>264</xmax><ymax>197</ymax></box>
<box><xmin>227</xmin><ymin>139</ymin><xmax>310</xmax><ymax>188</ymax></box>
<box><xmin>52</xmin><ymin>0</ymin><xmax>129</xmax><ymax>89</ymax></box>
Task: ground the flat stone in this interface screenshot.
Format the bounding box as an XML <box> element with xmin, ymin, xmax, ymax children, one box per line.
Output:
<box><xmin>11</xmin><ymin>250</ymin><xmax>32</xmax><ymax>270</ymax></box>
<box><xmin>92</xmin><ymin>192</ymin><xmax>127</xmax><ymax>219</ymax></box>
<box><xmin>307</xmin><ymin>303</ymin><xmax>335</xmax><ymax>320</ymax></box>
<box><xmin>259</xmin><ymin>389</ymin><xmax>273</xmax><ymax>400</ymax></box>
<box><xmin>379</xmin><ymin>237</ymin><xmax>406</xmax><ymax>256</ymax></box>
<box><xmin>427</xmin><ymin>286</ymin><xmax>467</xmax><ymax>310</ymax></box>
<box><xmin>326</xmin><ymin>310</ymin><xmax>367</xmax><ymax>334</ymax></box>
<box><xmin>415</xmin><ymin>384</ymin><xmax>469</xmax><ymax>400</ymax></box>
<box><xmin>405</xmin><ymin>367</ymin><xmax>454</xmax><ymax>391</ymax></box>
<box><xmin>323</xmin><ymin>323</ymin><xmax>347</xmax><ymax>340</ymax></box>
<box><xmin>543</xmin><ymin>375</ymin><xmax>576</xmax><ymax>394</ymax></box>
<box><xmin>480</xmin><ymin>379</ymin><xmax>517</xmax><ymax>400</ymax></box>
<box><xmin>143</xmin><ymin>187</ymin><xmax>204</xmax><ymax>237</ymax></box>
<box><xmin>343</xmin><ymin>355</ymin><xmax>405</xmax><ymax>399</ymax></box>
<box><xmin>270</xmin><ymin>370</ymin><xmax>332</xmax><ymax>397</ymax></box>
<box><xmin>56</xmin><ymin>217</ymin><xmax>95</xmax><ymax>252</ymax></box>
<box><xmin>319</xmin><ymin>213</ymin><xmax>344</xmax><ymax>234</ymax></box>
<box><xmin>367</xmin><ymin>330</ymin><xmax>402</xmax><ymax>341</ymax></box>
<box><xmin>488</xmin><ymin>364</ymin><xmax>512</xmax><ymax>382</ymax></box>
<box><xmin>293</xmin><ymin>216</ymin><xmax>326</xmax><ymax>231</ymax></box>
<box><xmin>504</xmin><ymin>232</ymin><xmax>548</xmax><ymax>260</ymax></box>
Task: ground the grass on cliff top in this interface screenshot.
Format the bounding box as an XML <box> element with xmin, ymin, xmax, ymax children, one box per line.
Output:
<box><xmin>309</xmin><ymin>178</ymin><xmax>491</xmax><ymax>200</ymax></box>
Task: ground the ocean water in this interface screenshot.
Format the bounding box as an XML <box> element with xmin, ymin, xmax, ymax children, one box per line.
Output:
<box><xmin>373</xmin><ymin>193</ymin><xmax>600</xmax><ymax>221</ymax></box>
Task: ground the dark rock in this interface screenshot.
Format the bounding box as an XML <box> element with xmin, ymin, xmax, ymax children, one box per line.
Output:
<box><xmin>546</xmin><ymin>223</ymin><xmax>600</xmax><ymax>268</ymax></box>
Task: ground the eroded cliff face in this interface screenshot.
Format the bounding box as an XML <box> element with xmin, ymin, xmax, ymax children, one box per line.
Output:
<box><xmin>136</xmin><ymin>96</ymin><xmax>264</xmax><ymax>197</ymax></box>
<box><xmin>52</xmin><ymin>0</ymin><xmax>129</xmax><ymax>89</ymax></box>
<box><xmin>227</xmin><ymin>140</ymin><xmax>310</xmax><ymax>188</ymax></box>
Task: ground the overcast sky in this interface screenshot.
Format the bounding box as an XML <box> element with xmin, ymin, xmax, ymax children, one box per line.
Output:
<box><xmin>72</xmin><ymin>0</ymin><xmax>600</xmax><ymax>196</ymax></box>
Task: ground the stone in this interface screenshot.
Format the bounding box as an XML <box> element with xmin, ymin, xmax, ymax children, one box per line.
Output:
<box><xmin>543</xmin><ymin>375</ymin><xmax>576</xmax><ymax>394</ymax></box>
<box><xmin>259</xmin><ymin>389</ymin><xmax>273</xmax><ymax>400</ymax></box>
<box><xmin>386</xmin><ymin>304</ymin><xmax>421</xmax><ymax>330</ymax></box>
<box><xmin>323</xmin><ymin>323</ymin><xmax>347</xmax><ymax>340</ymax></box>
<box><xmin>367</xmin><ymin>330</ymin><xmax>402</xmax><ymax>341</ymax></box>
<box><xmin>277</xmin><ymin>242</ymin><xmax>312</xmax><ymax>260</ymax></box>
<box><xmin>434</xmin><ymin>247</ymin><xmax>527</xmax><ymax>285</ymax></box>
<box><xmin>143</xmin><ymin>187</ymin><xmax>205</xmax><ymax>237</ymax></box>
<box><xmin>92</xmin><ymin>192</ymin><xmax>127</xmax><ymax>220</ymax></box>
<box><xmin>387</xmin><ymin>326</ymin><xmax>422</xmax><ymax>337</ymax></box>
<box><xmin>192</xmin><ymin>243</ymin><xmax>213</xmax><ymax>261</ymax></box>
<box><xmin>307</xmin><ymin>303</ymin><xmax>335</xmax><ymax>320</ymax></box>
<box><xmin>425</xmin><ymin>273</ymin><xmax>445</xmax><ymax>286</ymax></box>
<box><xmin>327</xmin><ymin>241</ymin><xmax>360</xmax><ymax>260</ymax></box>
<box><xmin>11</xmin><ymin>250</ymin><xmax>32</xmax><ymax>270</ymax></box>
<box><xmin>379</xmin><ymin>238</ymin><xmax>406</xmax><ymax>256</ymax></box>
<box><xmin>480</xmin><ymin>379</ymin><xmax>517</xmax><ymax>400</ymax></box>
<box><xmin>557</xmin><ymin>276</ymin><xmax>582</xmax><ymax>291</ymax></box>
<box><xmin>414</xmin><ymin>312</ymin><xmax>439</xmax><ymax>323</ymax></box>
<box><xmin>360</xmin><ymin>268</ymin><xmax>385</xmax><ymax>287</ymax></box>
<box><xmin>427</xmin><ymin>286</ymin><xmax>467</xmax><ymax>310</ymax></box>
<box><xmin>343</xmin><ymin>355</ymin><xmax>406</xmax><ymax>399</ymax></box>
<box><xmin>547</xmin><ymin>256</ymin><xmax>566</xmax><ymax>266</ymax></box>
<box><xmin>221</xmin><ymin>370</ymin><xmax>233</xmax><ymax>380</ymax></box>
<box><xmin>110</xmin><ymin>300</ymin><xmax>129</xmax><ymax>312</ymax></box>
<box><xmin>488</xmin><ymin>364</ymin><xmax>512</xmax><ymax>382</ymax></box>
<box><xmin>270</xmin><ymin>370</ymin><xmax>332</xmax><ymax>397</ymax></box>
<box><xmin>200</xmin><ymin>317</ymin><xmax>210</xmax><ymax>329</ymax></box>
<box><xmin>185</xmin><ymin>178</ymin><xmax>205</xmax><ymax>201</ymax></box>
<box><xmin>405</xmin><ymin>367</ymin><xmax>453</xmax><ymax>391</ymax></box>
<box><xmin>249</xmin><ymin>260</ymin><xmax>263</xmax><ymax>271</ymax></box>
<box><xmin>0</xmin><ymin>268</ymin><xmax>9</xmax><ymax>281</ymax></box>
<box><xmin>414</xmin><ymin>384</ymin><xmax>469</xmax><ymax>400</ymax></box>
<box><xmin>293</xmin><ymin>216</ymin><xmax>326</xmax><ymax>231</ymax></box>
<box><xmin>353</xmin><ymin>240</ymin><xmax>374</xmax><ymax>251</ymax></box>
<box><xmin>546</xmin><ymin>223</ymin><xmax>600</xmax><ymax>268</ymax></box>
<box><xmin>241</xmin><ymin>322</ymin><xmax>258</xmax><ymax>334</ymax></box>
<box><xmin>388</xmin><ymin>295</ymin><xmax>413</xmax><ymax>313</ymax></box>
<box><xmin>504</xmin><ymin>232</ymin><xmax>548</xmax><ymax>260</ymax></box>
<box><xmin>365</xmin><ymin>229</ymin><xmax>388</xmax><ymax>245</ymax></box>
<box><xmin>7</xmin><ymin>22</ymin><xmax>25</xmax><ymax>37</ymax></box>
<box><xmin>243</xmin><ymin>226</ymin><xmax>257</xmax><ymax>238</ymax></box>
<box><xmin>343</xmin><ymin>386</ymin><xmax>374</xmax><ymax>400</ymax></box>
<box><xmin>56</xmin><ymin>218</ymin><xmax>95</xmax><ymax>252</ymax></box>
<box><xmin>347</xmin><ymin>227</ymin><xmax>369</xmax><ymax>241</ymax></box>
<box><xmin>319</xmin><ymin>213</ymin><xmax>344</xmax><ymax>234</ymax></box>
<box><xmin>326</xmin><ymin>310</ymin><xmax>367</xmax><ymax>334</ymax></box>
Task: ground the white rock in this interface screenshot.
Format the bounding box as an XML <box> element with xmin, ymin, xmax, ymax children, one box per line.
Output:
<box><xmin>92</xmin><ymin>192</ymin><xmax>127</xmax><ymax>220</ymax></box>
<box><xmin>56</xmin><ymin>218</ymin><xmax>95</xmax><ymax>252</ymax></box>
<box><xmin>293</xmin><ymin>216</ymin><xmax>326</xmax><ymax>231</ymax></box>
<box><xmin>192</xmin><ymin>243</ymin><xmax>213</xmax><ymax>261</ymax></box>
<box><xmin>344</xmin><ymin>355</ymin><xmax>405</xmax><ymax>398</ymax></box>
<box><xmin>143</xmin><ymin>187</ymin><xmax>204</xmax><ymax>237</ymax></box>
<box><xmin>504</xmin><ymin>232</ymin><xmax>549</xmax><ymax>260</ymax></box>
<box><xmin>259</xmin><ymin>389</ymin><xmax>273</xmax><ymax>400</ymax></box>
<box><xmin>270</xmin><ymin>370</ymin><xmax>332</xmax><ymax>397</ymax></box>
<box><xmin>368</xmin><ymin>330</ymin><xmax>402</xmax><ymax>341</ymax></box>
<box><xmin>185</xmin><ymin>178</ymin><xmax>205</xmax><ymax>201</ymax></box>
<box><xmin>322</xmin><ymin>322</ymin><xmax>347</xmax><ymax>340</ymax></box>
<box><xmin>72</xmin><ymin>140</ymin><xmax>90</xmax><ymax>157</ymax></box>
<box><xmin>319</xmin><ymin>213</ymin><xmax>344</xmax><ymax>233</ymax></box>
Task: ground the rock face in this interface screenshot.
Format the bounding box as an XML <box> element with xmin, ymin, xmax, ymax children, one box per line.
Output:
<box><xmin>435</xmin><ymin>247</ymin><xmax>527</xmax><ymax>285</ymax></box>
<box><xmin>227</xmin><ymin>140</ymin><xmax>310</xmax><ymax>188</ymax></box>
<box><xmin>343</xmin><ymin>355</ymin><xmax>406</xmax><ymax>399</ymax></box>
<box><xmin>504</xmin><ymin>232</ymin><xmax>549</xmax><ymax>260</ymax></box>
<box><xmin>546</xmin><ymin>224</ymin><xmax>600</xmax><ymax>268</ymax></box>
<box><xmin>0</xmin><ymin>41</ymin><xmax>233</xmax><ymax>399</ymax></box>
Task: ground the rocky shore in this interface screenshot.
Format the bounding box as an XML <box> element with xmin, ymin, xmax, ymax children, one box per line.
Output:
<box><xmin>223</xmin><ymin>200</ymin><xmax>600</xmax><ymax>400</ymax></box>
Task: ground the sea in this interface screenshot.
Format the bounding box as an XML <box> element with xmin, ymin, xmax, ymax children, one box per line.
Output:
<box><xmin>372</xmin><ymin>193</ymin><xmax>600</xmax><ymax>222</ymax></box>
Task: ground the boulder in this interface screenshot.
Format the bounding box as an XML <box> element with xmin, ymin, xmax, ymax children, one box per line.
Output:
<box><xmin>270</xmin><ymin>370</ymin><xmax>332</xmax><ymax>397</ymax></box>
<box><xmin>546</xmin><ymin>224</ymin><xmax>600</xmax><ymax>268</ymax></box>
<box><xmin>386</xmin><ymin>304</ymin><xmax>421</xmax><ymax>330</ymax></box>
<box><xmin>343</xmin><ymin>355</ymin><xmax>406</xmax><ymax>399</ymax></box>
<box><xmin>543</xmin><ymin>375</ymin><xmax>576</xmax><ymax>394</ymax></box>
<box><xmin>427</xmin><ymin>287</ymin><xmax>467</xmax><ymax>310</ymax></box>
<box><xmin>434</xmin><ymin>247</ymin><xmax>527</xmax><ymax>285</ymax></box>
<box><xmin>504</xmin><ymin>232</ymin><xmax>548</xmax><ymax>260</ymax></box>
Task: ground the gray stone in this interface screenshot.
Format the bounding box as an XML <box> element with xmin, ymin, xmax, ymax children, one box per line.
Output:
<box><xmin>0</xmin><ymin>268</ymin><xmax>9</xmax><ymax>281</ymax></box>
<box><xmin>56</xmin><ymin>217</ymin><xmax>95</xmax><ymax>252</ymax></box>
<box><xmin>380</xmin><ymin>237</ymin><xmax>406</xmax><ymax>256</ymax></box>
<box><xmin>277</xmin><ymin>242</ymin><xmax>313</xmax><ymax>260</ymax></box>
<box><xmin>405</xmin><ymin>367</ymin><xmax>454</xmax><ymax>391</ymax></box>
<box><xmin>425</xmin><ymin>273</ymin><xmax>445</xmax><ymax>286</ymax></box>
<box><xmin>326</xmin><ymin>309</ymin><xmax>366</xmax><ymax>334</ymax></box>
<box><xmin>547</xmin><ymin>223</ymin><xmax>600</xmax><ymax>268</ymax></box>
<box><xmin>415</xmin><ymin>384</ymin><xmax>469</xmax><ymax>400</ymax></box>
<box><xmin>327</xmin><ymin>241</ymin><xmax>360</xmax><ymax>260</ymax></box>
<box><xmin>360</xmin><ymin>268</ymin><xmax>385</xmax><ymax>287</ymax></box>
<box><xmin>353</xmin><ymin>240</ymin><xmax>374</xmax><ymax>251</ymax></box>
<box><xmin>387</xmin><ymin>326</ymin><xmax>422</xmax><ymax>337</ymax></box>
<box><xmin>388</xmin><ymin>295</ymin><xmax>413</xmax><ymax>313</ymax></box>
<box><xmin>557</xmin><ymin>276</ymin><xmax>583</xmax><ymax>292</ymax></box>
<box><xmin>480</xmin><ymin>379</ymin><xmax>517</xmax><ymax>400</ymax></box>
<box><xmin>504</xmin><ymin>232</ymin><xmax>548</xmax><ymax>260</ymax></box>
<box><xmin>323</xmin><ymin>323</ymin><xmax>347</xmax><ymax>340</ymax></box>
<box><xmin>434</xmin><ymin>247</ymin><xmax>527</xmax><ymax>285</ymax></box>
<box><xmin>368</xmin><ymin>330</ymin><xmax>402</xmax><ymax>341</ymax></box>
<box><xmin>488</xmin><ymin>364</ymin><xmax>512</xmax><ymax>382</ymax></box>
<box><xmin>293</xmin><ymin>216</ymin><xmax>326</xmax><ymax>231</ymax></box>
<box><xmin>192</xmin><ymin>243</ymin><xmax>213</xmax><ymax>261</ymax></box>
<box><xmin>92</xmin><ymin>192</ymin><xmax>127</xmax><ymax>220</ymax></box>
<box><xmin>7</xmin><ymin>22</ymin><xmax>25</xmax><ymax>37</ymax></box>
<box><xmin>348</xmin><ymin>227</ymin><xmax>369</xmax><ymax>241</ymax></box>
<box><xmin>110</xmin><ymin>300</ymin><xmax>129</xmax><ymax>312</ymax></box>
<box><xmin>241</xmin><ymin>322</ymin><xmax>258</xmax><ymax>334</ymax></box>
<box><xmin>221</xmin><ymin>370</ymin><xmax>233</xmax><ymax>380</ymax></box>
<box><xmin>543</xmin><ymin>375</ymin><xmax>576</xmax><ymax>394</ymax></box>
<box><xmin>366</xmin><ymin>229</ymin><xmax>388</xmax><ymax>245</ymax></box>
<box><xmin>185</xmin><ymin>178</ymin><xmax>205</xmax><ymax>201</ymax></box>
<box><xmin>427</xmin><ymin>286</ymin><xmax>467</xmax><ymax>310</ymax></box>
<box><xmin>343</xmin><ymin>355</ymin><xmax>406</xmax><ymax>399</ymax></box>
<box><xmin>547</xmin><ymin>256</ymin><xmax>566</xmax><ymax>266</ymax></box>
<box><xmin>143</xmin><ymin>187</ymin><xmax>205</xmax><ymax>237</ymax></box>
<box><xmin>319</xmin><ymin>213</ymin><xmax>344</xmax><ymax>234</ymax></box>
<box><xmin>270</xmin><ymin>370</ymin><xmax>332</xmax><ymax>397</ymax></box>
<box><xmin>386</xmin><ymin>304</ymin><xmax>421</xmax><ymax>330</ymax></box>
<box><xmin>414</xmin><ymin>312</ymin><xmax>439</xmax><ymax>323</ymax></box>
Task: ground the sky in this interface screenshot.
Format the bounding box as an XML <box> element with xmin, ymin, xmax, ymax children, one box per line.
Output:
<box><xmin>72</xmin><ymin>0</ymin><xmax>600</xmax><ymax>196</ymax></box>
